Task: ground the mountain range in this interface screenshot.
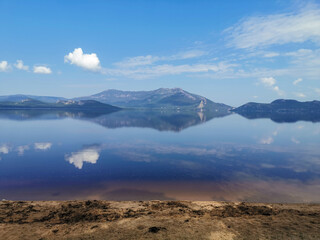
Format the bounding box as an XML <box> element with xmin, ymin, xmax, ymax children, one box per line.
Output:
<box><xmin>0</xmin><ymin>99</ymin><xmax>120</xmax><ymax>111</ymax></box>
<box><xmin>0</xmin><ymin>88</ymin><xmax>231</xmax><ymax>112</ymax></box>
<box><xmin>232</xmin><ymin>99</ymin><xmax>320</xmax><ymax>122</ymax></box>
<box><xmin>0</xmin><ymin>90</ymin><xmax>319</xmax><ymax>119</ymax></box>
<box><xmin>0</xmin><ymin>94</ymin><xmax>66</xmax><ymax>103</ymax></box>
<box><xmin>74</xmin><ymin>88</ymin><xmax>231</xmax><ymax>111</ymax></box>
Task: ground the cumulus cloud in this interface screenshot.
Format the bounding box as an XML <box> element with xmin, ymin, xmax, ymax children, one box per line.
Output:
<box><xmin>14</xmin><ymin>60</ymin><xmax>29</xmax><ymax>71</ymax></box>
<box><xmin>293</xmin><ymin>78</ymin><xmax>303</xmax><ymax>85</ymax></box>
<box><xmin>0</xmin><ymin>61</ymin><xmax>10</xmax><ymax>72</ymax></box>
<box><xmin>34</xmin><ymin>142</ymin><xmax>52</xmax><ymax>151</ymax></box>
<box><xmin>64</xmin><ymin>48</ymin><xmax>101</xmax><ymax>71</ymax></box>
<box><xmin>33</xmin><ymin>66</ymin><xmax>52</xmax><ymax>74</ymax></box>
<box><xmin>260</xmin><ymin>77</ymin><xmax>276</xmax><ymax>87</ymax></box>
<box><xmin>227</xmin><ymin>6</ymin><xmax>320</xmax><ymax>49</ymax></box>
<box><xmin>260</xmin><ymin>77</ymin><xmax>284</xmax><ymax>96</ymax></box>
<box><xmin>65</xmin><ymin>145</ymin><xmax>100</xmax><ymax>169</ymax></box>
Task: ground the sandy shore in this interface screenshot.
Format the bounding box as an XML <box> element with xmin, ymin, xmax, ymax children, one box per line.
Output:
<box><xmin>0</xmin><ymin>200</ymin><xmax>319</xmax><ymax>240</ymax></box>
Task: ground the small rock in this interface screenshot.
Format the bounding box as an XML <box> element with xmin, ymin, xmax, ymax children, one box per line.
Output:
<box><xmin>148</xmin><ymin>226</ymin><xmax>166</xmax><ymax>233</ymax></box>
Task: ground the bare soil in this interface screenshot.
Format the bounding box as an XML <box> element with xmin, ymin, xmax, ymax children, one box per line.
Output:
<box><xmin>0</xmin><ymin>200</ymin><xmax>319</xmax><ymax>239</ymax></box>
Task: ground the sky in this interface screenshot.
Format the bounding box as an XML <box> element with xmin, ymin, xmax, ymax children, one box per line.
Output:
<box><xmin>0</xmin><ymin>0</ymin><xmax>320</xmax><ymax>106</ymax></box>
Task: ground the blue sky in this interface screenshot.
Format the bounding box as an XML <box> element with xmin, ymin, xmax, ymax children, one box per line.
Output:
<box><xmin>0</xmin><ymin>0</ymin><xmax>320</xmax><ymax>106</ymax></box>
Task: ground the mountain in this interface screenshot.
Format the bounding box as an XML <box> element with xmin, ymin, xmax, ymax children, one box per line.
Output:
<box><xmin>0</xmin><ymin>88</ymin><xmax>231</xmax><ymax>111</ymax></box>
<box><xmin>232</xmin><ymin>99</ymin><xmax>320</xmax><ymax>123</ymax></box>
<box><xmin>0</xmin><ymin>99</ymin><xmax>120</xmax><ymax>111</ymax></box>
<box><xmin>0</xmin><ymin>94</ymin><xmax>66</xmax><ymax>103</ymax></box>
<box><xmin>74</xmin><ymin>88</ymin><xmax>231</xmax><ymax>111</ymax></box>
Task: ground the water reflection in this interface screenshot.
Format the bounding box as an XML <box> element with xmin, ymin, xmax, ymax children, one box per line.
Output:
<box><xmin>0</xmin><ymin>109</ymin><xmax>229</xmax><ymax>132</ymax></box>
<box><xmin>0</xmin><ymin>144</ymin><xmax>10</xmax><ymax>154</ymax></box>
<box><xmin>0</xmin><ymin>144</ymin><xmax>10</xmax><ymax>160</ymax></box>
<box><xmin>236</xmin><ymin>111</ymin><xmax>320</xmax><ymax>123</ymax></box>
<box><xmin>65</xmin><ymin>145</ymin><xmax>101</xmax><ymax>169</ymax></box>
<box><xmin>0</xmin><ymin>110</ymin><xmax>319</xmax><ymax>202</ymax></box>
<box><xmin>17</xmin><ymin>145</ymin><xmax>30</xmax><ymax>156</ymax></box>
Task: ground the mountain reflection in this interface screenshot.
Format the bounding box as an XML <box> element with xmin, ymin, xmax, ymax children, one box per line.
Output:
<box><xmin>236</xmin><ymin>111</ymin><xmax>320</xmax><ymax>123</ymax></box>
<box><xmin>0</xmin><ymin>109</ymin><xmax>230</xmax><ymax>132</ymax></box>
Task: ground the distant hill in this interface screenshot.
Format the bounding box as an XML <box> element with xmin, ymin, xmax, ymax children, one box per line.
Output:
<box><xmin>0</xmin><ymin>94</ymin><xmax>66</xmax><ymax>103</ymax></box>
<box><xmin>0</xmin><ymin>99</ymin><xmax>120</xmax><ymax>111</ymax></box>
<box><xmin>233</xmin><ymin>99</ymin><xmax>320</xmax><ymax>113</ymax></box>
<box><xmin>74</xmin><ymin>88</ymin><xmax>231</xmax><ymax>111</ymax></box>
<box><xmin>232</xmin><ymin>99</ymin><xmax>320</xmax><ymax>123</ymax></box>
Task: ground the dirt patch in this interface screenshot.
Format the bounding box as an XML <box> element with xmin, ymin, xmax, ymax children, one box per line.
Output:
<box><xmin>0</xmin><ymin>200</ymin><xmax>319</xmax><ymax>239</ymax></box>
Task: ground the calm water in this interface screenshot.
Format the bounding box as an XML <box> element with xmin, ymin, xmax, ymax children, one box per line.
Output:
<box><xmin>0</xmin><ymin>109</ymin><xmax>320</xmax><ymax>203</ymax></box>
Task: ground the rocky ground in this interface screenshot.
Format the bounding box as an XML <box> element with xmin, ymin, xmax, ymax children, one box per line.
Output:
<box><xmin>0</xmin><ymin>200</ymin><xmax>319</xmax><ymax>239</ymax></box>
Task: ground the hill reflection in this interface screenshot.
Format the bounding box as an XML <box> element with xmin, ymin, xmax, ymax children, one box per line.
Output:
<box><xmin>0</xmin><ymin>109</ymin><xmax>231</xmax><ymax>132</ymax></box>
<box><xmin>235</xmin><ymin>111</ymin><xmax>320</xmax><ymax>123</ymax></box>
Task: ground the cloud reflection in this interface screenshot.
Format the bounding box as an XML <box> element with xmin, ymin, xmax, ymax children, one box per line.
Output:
<box><xmin>16</xmin><ymin>145</ymin><xmax>30</xmax><ymax>156</ymax></box>
<box><xmin>0</xmin><ymin>144</ymin><xmax>10</xmax><ymax>160</ymax></box>
<box><xmin>0</xmin><ymin>144</ymin><xmax>10</xmax><ymax>154</ymax></box>
<box><xmin>260</xmin><ymin>137</ymin><xmax>274</xmax><ymax>144</ymax></box>
<box><xmin>65</xmin><ymin>145</ymin><xmax>100</xmax><ymax>169</ymax></box>
<box><xmin>34</xmin><ymin>142</ymin><xmax>52</xmax><ymax>151</ymax></box>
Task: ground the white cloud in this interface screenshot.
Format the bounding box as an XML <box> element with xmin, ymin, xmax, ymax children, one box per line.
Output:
<box><xmin>260</xmin><ymin>77</ymin><xmax>276</xmax><ymax>86</ymax></box>
<box><xmin>34</xmin><ymin>142</ymin><xmax>52</xmax><ymax>150</ymax></box>
<box><xmin>260</xmin><ymin>77</ymin><xmax>284</xmax><ymax>96</ymax></box>
<box><xmin>0</xmin><ymin>61</ymin><xmax>10</xmax><ymax>72</ymax></box>
<box><xmin>264</xmin><ymin>52</ymin><xmax>280</xmax><ymax>58</ymax></box>
<box><xmin>287</xmin><ymin>49</ymin><xmax>320</xmax><ymax>67</ymax></box>
<box><xmin>114</xmin><ymin>55</ymin><xmax>159</xmax><ymax>68</ymax></box>
<box><xmin>65</xmin><ymin>146</ymin><xmax>100</xmax><ymax>169</ymax></box>
<box><xmin>33</xmin><ymin>66</ymin><xmax>52</xmax><ymax>74</ymax></box>
<box><xmin>113</xmin><ymin>50</ymin><xmax>207</xmax><ymax>68</ymax></box>
<box><xmin>293</xmin><ymin>78</ymin><xmax>303</xmax><ymax>85</ymax></box>
<box><xmin>273</xmin><ymin>86</ymin><xmax>282</xmax><ymax>94</ymax></box>
<box><xmin>14</xmin><ymin>60</ymin><xmax>29</xmax><ymax>71</ymax></box>
<box><xmin>227</xmin><ymin>6</ymin><xmax>320</xmax><ymax>49</ymax></box>
<box><xmin>64</xmin><ymin>48</ymin><xmax>101</xmax><ymax>71</ymax></box>
<box><xmin>315</xmin><ymin>88</ymin><xmax>320</xmax><ymax>95</ymax></box>
<box><xmin>104</xmin><ymin>62</ymin><xmax>234</xmax><ymax>79</ymax></box>
<box><xmin>294</xmin><ymin>92</ymin><xmax>306</xmax><ymax>98</ymax></box>
<box><xmin>285</xmin><ymin>49</ymin><xmax>313</xmax><ymax>57</ymax></box>
<box><xmin>169</xmin><ymin>50</ymin><xmax>207</xmax><ymax>60</ymax></box>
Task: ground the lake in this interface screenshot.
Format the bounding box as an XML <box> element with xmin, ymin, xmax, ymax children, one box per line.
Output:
<box><xmin>0</xmin><ymin>109</ymin><xmax>319</xmax><ymax>203</ymax></box>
